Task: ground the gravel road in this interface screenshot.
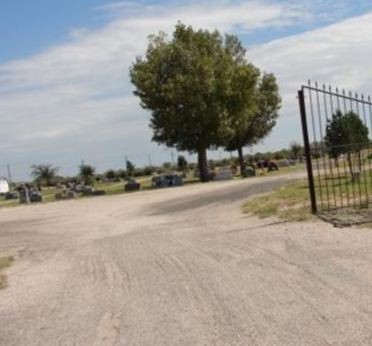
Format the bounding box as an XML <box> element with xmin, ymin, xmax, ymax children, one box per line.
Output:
<box><xmin>1</xmin><ymin>173</ymin><xmax>372</xmax><ymax>346</ymax></box>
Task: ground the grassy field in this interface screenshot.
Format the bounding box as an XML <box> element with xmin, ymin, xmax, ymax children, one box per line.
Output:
<box><xmin>0</xmin><ymin>256</ymin><xmax>14</xmax><ymax>289</ymax></box>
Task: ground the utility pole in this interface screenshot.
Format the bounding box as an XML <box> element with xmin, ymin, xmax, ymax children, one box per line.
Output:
<box><xmin>6</xmin><ymin>164</ymin><xmax>12</xmax><ymax>183</ymax></box>
<box><xmin>148</xmin><ymin>155</ymin><xmax>152</xmax><ymax>167</ymax></box>
<box><xmin>171</xmin><ymin>151</ymin><xmax>175</xmax><ymax>166</ymax></box>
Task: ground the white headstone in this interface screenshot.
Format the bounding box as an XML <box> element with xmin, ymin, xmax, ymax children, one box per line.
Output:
<box><xmin>214</xmin><ymin>167</ymin><xmax>233</xmax><ymax>181</ymax></box>
<box><xmin>0</xmin><ymin>177</ymin><xmax>9</xmax><ymax>194</ymax></box>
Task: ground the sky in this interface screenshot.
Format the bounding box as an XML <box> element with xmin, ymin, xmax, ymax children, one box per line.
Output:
<box><xmin>1</xmin><ymin>0</ymin><xmax>372</xmax><ymax>180</ymax></box>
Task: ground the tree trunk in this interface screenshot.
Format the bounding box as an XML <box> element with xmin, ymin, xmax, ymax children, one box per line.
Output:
<box><xmin>237</xmin><ymin>146</ymin><xmax>245</xmax><ymax>176</ymax></box>
<box><xmin>358</xmin><ymin>151</ymin><xmax>362</xmax><ymax>171</ymax></box>
<box><xmin>347</xmin><ymin>152</ymin><xmax>354</xmax><ymax>180</ymax></box>
<box><xmin>198</xmin><ymin>147</ymin><xmax>209</xmax><ymax>182</ymax></box>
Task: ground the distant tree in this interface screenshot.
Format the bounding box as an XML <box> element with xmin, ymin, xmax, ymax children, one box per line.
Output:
<box><xmin>31</xmin><ymin>164</ymin><xmax>59</xmax><ymax>186</ymax></box>
<box><xmin>289</xmin><ymin>141</ymin><xmax>303</xmax><ymax>160</ymax></box>
<box><xmin>105</xmin><ymin>169</ymin><xmax>117</xmax><ymax>180</ymax></box>
<box><xmin>79</xmin><ymin>164</ymin><xmax>95</xmax><ymax>185</ymax></box>
<box><xmin>117</xmin><ymin>169</ymin><xmax>127</xmax><ymax>180</ymax></box>
<box><xmin>324</xmin><ymin>110</ymin><xmax>369</xmax><ymax>175</ymax></box>
<box><xmin>126</xmin><ymin>160</ymin><xmax>135</xmax><ymax>177</ymax></box>
<box><xmin>143</xmin><ymin>166</ymin><xmax>155</xmax><ymax>176</ymax></box>
<box><xmin>162</xmin><ymin>162</ymin><xmax>172</xmax><ymax>170</ymax></box>
<box><xmin>177</xmin><ymin>155</ymin><xmax>188</xmax><ymax>172</ymax></box>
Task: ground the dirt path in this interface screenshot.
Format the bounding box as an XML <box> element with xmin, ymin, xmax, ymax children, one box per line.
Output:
<box><xmin>1</xmin><ymin>173</ymin><xmax>372</xmax><ymax>345</ymax></box>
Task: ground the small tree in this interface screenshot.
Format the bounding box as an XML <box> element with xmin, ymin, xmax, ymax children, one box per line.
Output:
<box><xmin>324</xmin><ymin>110</ymin><xmax>369</xmax><ymax>176</ymax></box>
<box><xmin>177</xmin><ymin>155</ymin><xmax>188</xmax><ymax>172</ymax></box>
<box><xmin>117</xmin><ymin>169</ymin><xmax>127</xmax><ymax>180</ymax></box>
<box><xmin>126</xmin><ymin>160</ymin><xmax>135</xmax><ymax>178</ymax></box>
<box><xmin>105</xmin><ymin>169</ymin><xmax>117</xmax><ymax>180</ymax></box>
<box><xmin>289</xmin><ymin>141</ymin><xmax>303</xmax><ymax>161</ymax></box>
<box><xmin>79</xmin><ymin>164</ymin><xmax>95</xmax><ymax>185</ymax></box>
<box><xmin>31</xmin><ymin>164</ymin><xmax>59</xmax><ymax>186</ymax></box>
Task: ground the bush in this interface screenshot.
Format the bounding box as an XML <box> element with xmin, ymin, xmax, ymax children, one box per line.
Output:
<box><xmin>105</xmin><ymin>170</ymin><xmax>117</xmax><ymax>180</ymax></box>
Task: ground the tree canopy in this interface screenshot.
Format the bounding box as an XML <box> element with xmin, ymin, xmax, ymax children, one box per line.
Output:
<box><xmin>324</xmin><ymin>110</ymin><xmax>369</xmax><ymax>159</ymax></box>
<box><xmin>130</xmin><ymin>23</ymin><xmax>281</xmax><ymax>180</ymax></box>
<box><xmin>177</xmin><ymin>155</ymin><xmax>188</xmax><ymax>172</ymax></box>
<box><xmin>130</xmin><ymin>24</ymin><xmax>236</xmax><ymax>181</ymax></box>
<box><xmin>225</xmin><ymin>70</ymin><xmax>281</xmax><ymax>174</ymax></box>
<box><xmin>79</xmin><ymin>164</ymin><xmax>95</xmax><ymax>185</ymax></box>
<box><xmin>126</xmin><ymin>160</ymin><xmax>135</xmax><ymax>177</ymax></box>
<box><xmin>31</xmin><ymin>164</ymin><xmax>59</xmax><ymax>186</ymax></box>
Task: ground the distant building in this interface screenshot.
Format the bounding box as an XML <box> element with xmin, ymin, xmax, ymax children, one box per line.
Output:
<box><xmin>0</xmin><ymin>177</ymin><xmax>9</xmax><ymax>194</ymax></box>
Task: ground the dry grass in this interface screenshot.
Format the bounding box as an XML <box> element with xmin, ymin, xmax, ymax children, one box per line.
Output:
<box><xmin>243</xmin><ymin>180</ymin><xmax>313</xmax><ymax>221</ymax></box>
<box><xmin>0</xmin><ymin>256</ymin><xmax>14</xmax><ymax>289</ymax></box>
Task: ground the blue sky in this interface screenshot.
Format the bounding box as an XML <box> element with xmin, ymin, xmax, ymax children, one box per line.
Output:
<box><xmin>0</xmin><ymin>0</ymin><xmax>108</xmax><ymax>62</ymax></box>
<box><xmin>2</xmin><ymin>0</ymin><xmax>372</xmax><ymax>63</ymax></box>
<box><xmin>1</xmin><ymin>0</ymin><xmax>372</xmax><ymax>180</ymax></box>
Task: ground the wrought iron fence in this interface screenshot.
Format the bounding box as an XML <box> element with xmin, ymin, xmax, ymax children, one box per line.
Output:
<box><xmin>298</xmin><ymin>82</ymin><xmax>372</xmax><ymax>224</ymax></box>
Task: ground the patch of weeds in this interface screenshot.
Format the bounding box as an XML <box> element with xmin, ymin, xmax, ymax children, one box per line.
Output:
<box><xmin>0</xmin><ymin>256</ymin><xmax>14</xmax><ymax>289</ymax></box>
<box><xmin>243</xmin><ymin>180</ymin><xmax>313</xmax><ymax>221</ymax></box>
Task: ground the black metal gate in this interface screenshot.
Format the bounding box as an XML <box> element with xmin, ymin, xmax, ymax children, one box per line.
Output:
<box><xmin>298</xmin><ymin>82</ymin><xmax>372</xmax><ymax>225</ymax></box>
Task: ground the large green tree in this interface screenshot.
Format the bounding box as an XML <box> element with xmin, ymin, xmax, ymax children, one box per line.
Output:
<box><xmin>130</xmin><ymin>24</ymin><xmax>234</xmax><ymax>182</ymax></box>
<box><xmin>324</xmin><ymin>110</ymin><xmax>369</xmax><ymax>176</ymax></box>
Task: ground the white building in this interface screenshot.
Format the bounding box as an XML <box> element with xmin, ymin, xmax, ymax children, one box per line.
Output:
<box><xmin>0</xmin><ymin>177</ymin><xmax>9</xmax><ymax>194</ymax></box>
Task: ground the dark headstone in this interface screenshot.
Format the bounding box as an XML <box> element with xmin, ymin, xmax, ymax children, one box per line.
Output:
<box><xmin>125</xmin><ymin>182</ymin><xmax>141</xmax><ymax>191</ymax></box>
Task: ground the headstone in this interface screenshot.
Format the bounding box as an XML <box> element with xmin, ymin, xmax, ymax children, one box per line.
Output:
<box><xmin>267</xmin><ymin>161</ymin><xmax>279</xmax><ymax>172</ymax></box>
<box><xmin>214</xmin><ymin>167</ymin><xmax>233</xmax><ymax>181</ymax></box>
<box><xmin>29</xmin><ymin>190</ymin><xmax>43</xmax><ymax>203</ymax></box>
<box><xmin>243</xmin><ymin>166</ymin><xmax>256</xmax><ymax>177</ymax></box>
<box><xmin>0</xmin><ymin>177</ymin><xmax>9</xmax><ymax>194</ymax></box>
<box><xmin>19</xmin><ymin>186</ymin><xmax>30</xmax><ymax>204</ymax></box>
<box><xmin>152</xmin><ymin>174</ymin><xmax>183</xmax><ymax>188</ymax></box>
<box><xmin>5</xmin><ymin>191</ymin><xmax>18</xmax><ymax>200</ymax></box>
<box><xmin>81</xmin><ymin>186</ymin><xmax>95</xmax><ymax>196</ymax></box>
<box><xmin>125</xmin><ymin>181</ymin><xmax>141</xmax><ymax>191</ymax></box>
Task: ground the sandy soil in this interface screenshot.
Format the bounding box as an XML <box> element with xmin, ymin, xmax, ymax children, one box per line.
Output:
<box><xmin>1</xmin><ymin>173</ymin><xmax>372</xmax><ymax>346</ymax></box>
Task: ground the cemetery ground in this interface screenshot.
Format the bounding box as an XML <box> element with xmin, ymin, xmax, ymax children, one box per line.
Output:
<box><xmin>1</xmin><ymin>170</ymin><xmax>372</xmax><ymax>345</ymax></box>
<box><xmin>0</xmin><ymin>164</ymin><xmax>304</xmax><ymax>209</ymax></box>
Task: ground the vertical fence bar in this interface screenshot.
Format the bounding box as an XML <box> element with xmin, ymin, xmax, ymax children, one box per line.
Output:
<box><xmin>308</xmin><ymin>82</ymin><xmax>324</xmax><ymax>210</ymax></box>
<box><xmin>368</xmin><ymin>95</ymin><xmax>372</xmax><ymax>204</ymax></box>
<box><xmin>356</xmin><ymin>94</ymin><xmax>369</xmax><ymax>206</ymax></box>
<box><xmin>317</xmin><ymin>84</ymin><xmax>332</xmax><ymax>210</ymax></box>
<box><xmin>335</xmin><ymin>88</ymin><xmax>345</xmax><ymax>208</ymax></box>
<box><xmin>349</xmin><ymin>91</ymin><xmax>361</xmax><ymax>207</ymax></box>
<box><xmin>298</xmin><ymin>88</ymin><xmax>317</xmax><ymax>213</ymax></box>
<box><xmin>326</xmin><ymin>85</ymin><xmax>339</xmax><ymax>210</ymax></box>
<box><xmin>341</xmin><ymin>89</ymin><xmax>351</xmax><ymax>208</ymax></box>
<box><xmin>362</xmin><ymin>95</ymin><xmax>372</xmax><ymax>204</ymax></box>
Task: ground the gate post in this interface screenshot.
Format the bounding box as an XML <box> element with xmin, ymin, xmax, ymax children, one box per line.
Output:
<box><xmin>298</xmin><ymin>89</ymin><xmax>317</xmax><ymax>214</ymax></box>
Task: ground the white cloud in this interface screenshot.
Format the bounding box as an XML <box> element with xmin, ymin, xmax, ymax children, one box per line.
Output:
<box><xmin>248</xmin><ymin>11</ymin><xmax>372</xmax><ymax>150</ymax></box>
<box><xmin>1</xmin><ymin>0</ymin><xmax>372</xmax><ymax>179</ymax></box>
